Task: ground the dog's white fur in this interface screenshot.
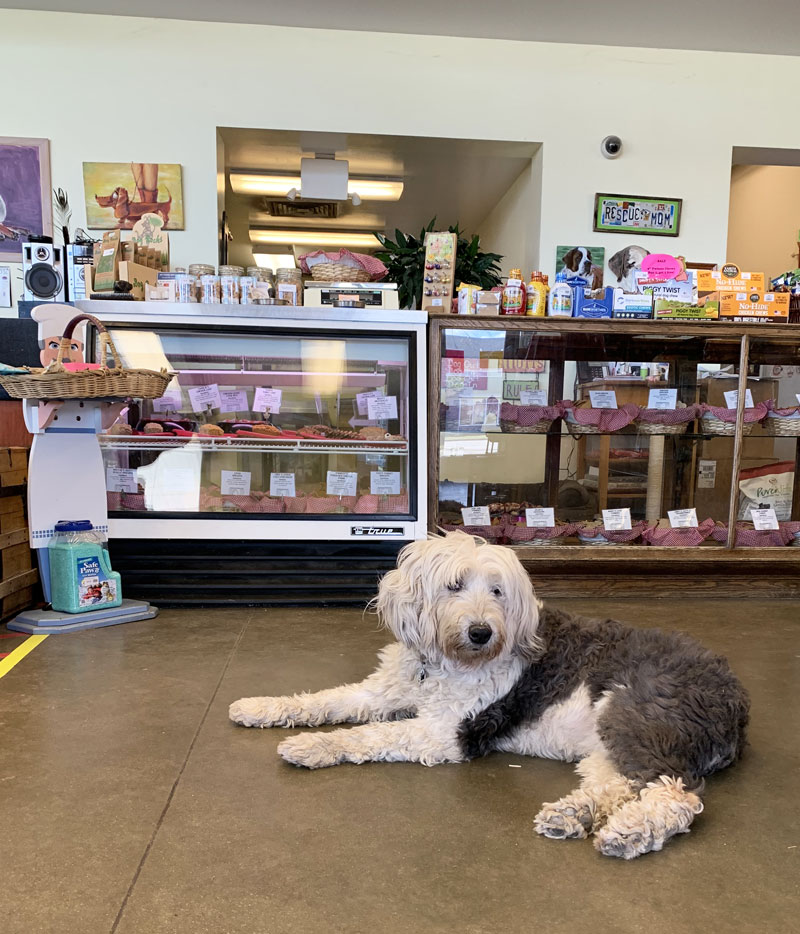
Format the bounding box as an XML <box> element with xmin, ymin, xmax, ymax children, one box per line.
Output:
<box><xmin>230</xmin><ymin>532</ymin><xmax>702</xmax><ymax>858</ymax></box>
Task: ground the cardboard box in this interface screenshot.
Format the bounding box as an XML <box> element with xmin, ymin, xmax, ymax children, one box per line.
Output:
<box><xmin>93</xmin><ymin>230</ymin><xmax>121</xmax><ymax>291</ymax></box>
<box><xmin>654</xmin><ymin>299</ymin><xmax>719</xmax><ymax>320</ymax></box>
<box><xmin>696</xmin><ymin>266</ymin><xmax>765</xmax><ymax>295</ymax></box>
<box><xmin>612</xmin><ymin>290</ymin><xmax>652</xmax><ymax>319</ymax></box>
<box><xmin>719</xmin><ymin>290</ymin><xmax>790</xmax><ymax>322</ymax></box>
<box><xmin>118</xmin><ymin>261</ymin><xmax>158</xmax><ymax>300</ymax></box>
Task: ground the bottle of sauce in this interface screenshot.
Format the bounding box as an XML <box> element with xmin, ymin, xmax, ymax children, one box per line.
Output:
<box><xmin>526</xmin><ymin>272</ymin><xmax>548</xmax><ymax>316</ymax></box>
<box><xmin>501</xmin><ymin>268</ymin><xmax>526</xmax><ymax>315</ymax></box>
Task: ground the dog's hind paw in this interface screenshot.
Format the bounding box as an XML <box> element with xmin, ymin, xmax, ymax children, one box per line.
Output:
<box><xmin>278</xmin><ymin>732</ymin><xmax>341</xmax><ymax>769</ymax></box>
<box><xmin>534</xmin><ymin>800</ymin><xmax>594</xmax><ymax>840</ymax></box>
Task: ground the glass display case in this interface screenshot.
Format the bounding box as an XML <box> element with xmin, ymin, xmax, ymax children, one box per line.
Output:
<box><xmin>81</xmin><ymin>303</ymin><xmax>427</xmax><ymax>542</ymax></box>
<box><xmin>429</xmin><ymin>317</ymin><xmax>800</xmax><ymax>574</ymax></box>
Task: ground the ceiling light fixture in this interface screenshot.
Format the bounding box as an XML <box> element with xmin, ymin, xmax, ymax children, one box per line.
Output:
<box><xmin>231</xmin><ymin>172</ymin><xmax>403</xmax><ymax>201</ymax></box>
<box><xmin>250</xmin><ymin>228</ymin><xmax>381</xmax><ymax>249</ymax></box>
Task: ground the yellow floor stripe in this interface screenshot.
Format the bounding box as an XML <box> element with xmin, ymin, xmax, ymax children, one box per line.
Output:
<box><xmin>0</xmin><ymin>634</ymin><xmax>48</xmax><ymax>678</ymax></box>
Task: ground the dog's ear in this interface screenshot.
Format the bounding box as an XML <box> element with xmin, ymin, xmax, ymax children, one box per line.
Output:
<box><xmin>563</xmin><ymin>248</ymin><xmax>578</xmax><ymax>271</ymax></box>
<box><xmin>608</xmin><ymin>248</ymin><xmax>628</xmax><ymax>282</ymax></box>
<box><xmin>375</xmin><ymin>538</ymin><xmax>432</xmax><ymax>650</ymax></box>
<box><xmin>492</xmin><ymin>547</ymin><xmax>543</xmax><ymax>661</ymax></box>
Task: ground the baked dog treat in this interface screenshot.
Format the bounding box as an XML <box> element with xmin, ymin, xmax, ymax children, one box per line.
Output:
<box><xmin>108</xmin><ymin>422</ymin><xmax>133</xmax><ymax>435</ymax></box>
<box><xmin>143</xmin><ymin>422</ymin><xmax>164</xmax><ymax>434</ymax></box>
<box><xmin>251</xmin><ymin>423</ymin><xmax>281</xmax><ymax>435</ymax></box>
<box><xmin>360</xmin><ymin>427</ymin><xmax>390</xmax><ymax>441</ymax></box>
<box><xmin>199</xmin><ymin>424</ymin><xmax>225</xmax><ymax>435</ymax></box>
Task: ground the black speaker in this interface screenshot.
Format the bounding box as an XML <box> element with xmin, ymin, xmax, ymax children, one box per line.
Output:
<box><xmin>22</xmin><ymin>241</ymin><xmax>65</xmax><ymax>302</ymax></box>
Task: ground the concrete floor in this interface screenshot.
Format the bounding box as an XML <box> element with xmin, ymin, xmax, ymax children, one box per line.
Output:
<box><xmin>1</xmin><ymin>598</ymin><xmax>797</xmax><ymax>934</ymax></box>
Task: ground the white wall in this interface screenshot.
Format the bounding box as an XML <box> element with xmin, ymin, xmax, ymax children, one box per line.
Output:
<box><xmin>727</xmin><ymin>164</ymin><xmax>800</xmax><ymax>281</ymax></box>
<box><xmin>477</xmin><ymin>152</ymin><xmax>541</xmax><ymax>277</ymax></box>
<box><xmin>2</xmin><ymin>9</ymin><xmax>800</xmax><ymax>315</ymax></box>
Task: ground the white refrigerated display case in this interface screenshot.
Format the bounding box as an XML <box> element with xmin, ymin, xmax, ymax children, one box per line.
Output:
<box><xmin>78</xmin><ymin>302</ymin><xmax>427</xmax><ymax>543</ymax></box>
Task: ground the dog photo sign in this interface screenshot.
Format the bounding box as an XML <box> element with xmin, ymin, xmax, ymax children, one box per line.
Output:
<box><xmin>594</xmin><ymin>193</ymin><xmax>682</xmax><ymax>237</ymax></box>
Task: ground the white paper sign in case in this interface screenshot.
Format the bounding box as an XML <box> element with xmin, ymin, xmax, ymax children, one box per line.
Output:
<box><xmin>647</xmin><ymin>388</ymin><xmax>677</xmax><ymax>410</ymax></box>
<box><xmin>219</xmin><ymin>389</ymin><xmax>248</xmax><ymax>412</ymax></box>
<box><xmin>723</xmin><ymin>389</ymin><xmax>755</xmax><ymax>409</ymax></box>
<box><xmin>520</xmin><ymin>390</ymin><xmax>548</xmax><ymax>406</ymax></box>
<box><xmin>327</xmin><ymin>471</ymin><xmax>358</xmax><ymax>497</ymax></box>
<box><xmin>750</xmin><ymin>507</ymin><xmax>779</xmax><ymax>530</ymax></box>
<box><xmin>590</xmin><ymin>390</ymin><xmax>618</xmax><ymax>410</ymax></box>
<box><xmin>525</xmin><ymin>507</ymin><xmax>555</xmax><ymax>528</ymax></box>
<box><xmin>367</xmin><ymin>394</ymin><xmax>398</xmax><ymax>421</ymax></box>
<box><xmin>105</xmin><ymin>467</ymin><xmax>137</xmax><ymax>493</ymax></box>
<box><xmin>668</xmin><ymin>508</ymin><xmax>698</xmax><ymax>528</ymax></box>
<box><xmin>220</xmin><ymin>470</ymin><xmax>251</xmax><ymax>496</ymax></box>
<box><xmin>461</xmin><ymin>506</ymin><xmax>491</xmax><ymax>526</ymax></box>
<box><xmin>253</xmin><ymin>387</ymin><xmax>282</xmax><ymax>413</ymax></box>
<box><xmin>602</xmin><ymin>508</ymin><xmax>632</xmax><ymax>531</ymax></box>
<box><xmin>188</xmin><ymin>383</ymin><xmax>222</xmax><ymax>412</ymax></box>
<box><xmin>152</xmin><ymin>389</ymin><xmax>183</xmax><ymax>412</ymax></box>
<box><xmin>370</xmin><ymin>471</ymin><xmax>401</xmax><ymax>495</ymax></box>
<box><xmin>356</xmin><ymin>390</ymin><xmax>382</xmax><ymax>416</ymax></box>
<box><xmin>269</xmin><ymin>473</ymin><xmax>296</xmax><ymax>497</ymax></box>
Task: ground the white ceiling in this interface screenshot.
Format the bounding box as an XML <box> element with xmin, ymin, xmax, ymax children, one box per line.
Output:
<box><xmin>8</xmin><ymin>0</ymin><xmax>800</xmax><ymax>56</ymax></box>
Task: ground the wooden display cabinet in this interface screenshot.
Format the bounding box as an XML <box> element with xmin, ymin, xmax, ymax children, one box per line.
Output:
<box><xmin>428</xmin><ymin>316</ymin><xmax>800</xmax><ymax>596</ymax></box>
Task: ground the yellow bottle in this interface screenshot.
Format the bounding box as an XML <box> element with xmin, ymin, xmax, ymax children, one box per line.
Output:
<box><xmin>526</xmin><ymin>271</ymin><xmax>548</xmax><ymax>316</ymax></box>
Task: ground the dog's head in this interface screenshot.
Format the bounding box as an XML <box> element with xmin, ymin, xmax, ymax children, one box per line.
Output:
<box><xmin>95</xmin><ymin>187</ymin><xmax>128</xmax><ymax>208</ymax></box>
<box><xmin>608</xmin><ymin>245</ymin><xmax>649</xmax><ymax>284</ymax></box>
<box><xmin>563</xmin><ymin>247</ymin><xmax>593</xmax><ymax>277</ymax></box>
<box><xmin>375</xmin><ymin>531</ymin><xmax>542</xmax><ymax>668</ymax></box>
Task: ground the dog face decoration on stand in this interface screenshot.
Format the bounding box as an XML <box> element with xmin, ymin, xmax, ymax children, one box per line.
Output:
<box><xmin>608</xmin><ymin>245</ymin><xmax>650</xmax><ymax>292</ymax></box>
<box><xmin>230</xmin><ymin>531</ymin><xmax>749</xmax><ymax>860</ymax></box>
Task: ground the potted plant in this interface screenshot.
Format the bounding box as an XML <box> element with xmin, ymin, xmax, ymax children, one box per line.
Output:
<box><xmin>374</xmin><ymin>218</ymin><xmax>503</xmax><ymax>309</ymax></box>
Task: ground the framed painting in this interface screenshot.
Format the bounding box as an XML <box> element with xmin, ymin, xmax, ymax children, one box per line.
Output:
<box><xmin>83</xmin><ymin>162</ymin><xmax>184</xmax><ymax>230</ymax></box>
<box><xmin>593</xmin><ymin>193</ymin><xmax>682</xmax><ymax>237</ymax></box>
<box><xmin>0</xmin><ymin>137</ymin><xmax>52</xmax><ymax>261</ymax></box>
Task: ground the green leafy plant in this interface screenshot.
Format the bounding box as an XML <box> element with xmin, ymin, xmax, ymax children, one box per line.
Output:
<box><xmin>374</xmin><ymin>218</ymin><xmax>503</xmax><ymax>309</ymax></box>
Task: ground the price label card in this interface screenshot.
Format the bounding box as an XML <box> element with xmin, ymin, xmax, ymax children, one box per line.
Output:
<box><xmin>750</xmin><ymin>507</ymin><xmax>779</xmax><ymax>530</ymax></box>
<box><xmin>356</xmin><ymin>390</ymin><xmax>382</xmax><ymax>415</ymax></box>
<box><xmin>520</xmin><ymin>390</ymin><xmax>548</xmax><ymax>406</ymax></box>
<box><xmin>602</xmin><ymin>508</ymin><xmax>632</xmax><ymax>531</ymax></box>
<box><xmin>525</xmin><ymin>507</ymin><xmax>555</xmax><ymax>528</ymax></box>
<box><xmin>269</xmin><ymin>472</ymin><xmax>296</xmax><ymax>497</ymax></box>
<box><xmin>370</xmin><ymin>471</ymin><xmax>401</xmax><ymax>495</ymax></box>
<box><xmin>367</xmin><ymin>394</ymin><xmax>398</xmax><ymax>421</ymax></box>
<box><xmin>188</xmin><ymin>384</ymin><xmax>221</xmax><ymax>412</ymax></box>
<box><xmin>461</xmin><ymin>506</ymin><xmax>491</xmax><ymax>526</ymax></box>
<box><xmin>326</xmin><ymin>471</ymin><xmax>358</xmax><ymax>497</ymax></box>
<box><xmin>723</xmin><ymin>389</ymin><xmax>755</xmax><ymax>408</ymax></box>
<box><xmin>105</xmin><ymin>467</ymin><xmax>137</xmax><ymax>493</ymax></box>
<box><xmin>253</xmin><ymin>387</ymin><xmax>282</xmax><ymax>413</ymax></box>
<box><xmin>152</xmin><ymin>389</ymin><xmax>183</xmax><ymax>413</ymax></box>
<box><xmin>220</xmin><ymin>470</ymin><xmax>251</xmax><ymax>496</ymax></box>
<box><xmin>647</xmin><ymin>388</ymin><xmax>678</xmax><ymax>410</ymax></box>
<box><xmin>668</xmin><ymin>508</ymin><xmax>698</xmax><ymax>528</ymax></box>
<box><xmin>697</xmin><ymin>460</ymin><xmax>717</xmax><ymax>489</ymax></box>
<box><xmin>219</xmin><ymin>389</ymin><xmax>248</xmax><ymax>412</ymax></box>
<box><xmin>590</xmin><ymin>390</ymin><xmax>618</xmax><ymax>409</ymax></box>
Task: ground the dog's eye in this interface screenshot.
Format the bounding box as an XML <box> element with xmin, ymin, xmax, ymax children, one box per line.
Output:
<box><xmin>448</xmin><ymin>580</ymin><xmax>462</xmax><ymax>592</ymax></box>
<box><xmin>492</xmin><ymin>587</ymin><xmax>503</xmax><ymax>597</ymax></box>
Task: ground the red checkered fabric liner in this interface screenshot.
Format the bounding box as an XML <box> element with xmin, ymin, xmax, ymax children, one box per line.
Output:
<box><xmin>578</xmin><ymin>521</ymin><xmax>647</xmax><ymax>543</ymax></box>
<box><xmin>765</xmin><ymin>400</ymin><xmax>800</xmax><ymax>417</ymax></box>
<box><xmin>297</xmin><ymin>248</ymin><xmax>387</xmax><ymax>279</ymax></box>
<box><xmin>283</xmin><ymin>496</ymin><xmax>307</xmax><ymax>514</ymax></box>
<box><xmin>354</xmin><ymin>494</ymin><xmax>410</xmax><ymax>514</ymax></box>
<box><xmin>257</xmin><ymin>497</ymin><xmax>285</xmax><ymax>513</ymax></box>
<box><xmin>635</xmin><ymin>405</ymin><xmax>700</xmax><ymax>425</ymax></box>
<box><xmin>222</xmin><ymin>494</ymin><xmax>262</xmax><ymax>513</ymax></box>
<box><xmin>199</xmin><ymin>492</ymin><xmax>224</xmax><ymax>510</ymax></box>
<box><xmin>641</xmin><ymin>517</ymin><xmax>716</xmax><ymax>546</ymax></box>
<box><xmin>710</xmin><ymin>522</ymin><xmax>796</xmax><ymax>546</ymax></box>
<box><xmin>440</xmin><ymin>523</ymin><xmax>505</xmax><ymax>542</ymax></box>
<box><xmin>383</xmin><ymin>494</ymin><xmax>409</xmax><ymax>514</ymax></box>
<box><xmin>699</xmin><ymin>402</ymin><xmax>769</xmax><ymax>424</ymax></box>
<box><xmin>121</xmin><ymin>493</ymin><xmax>146</xmax><ymax>510</ymax></box>
<box><xmin>499</xmin><ymin>402</ymin><xmax>564</xmax><ymax>427</ymax></box>
<box><xmin>564</xmin><ymin>402</ymin><xmax>639</xmax><ymax>431</ymax></box>
<box><xmin>305</xmin><ymin>496</ymin><xmax>358</xmax><ymax>513</ymax></box>
<box><xmin>504</xmin><ymin>520</ymin><xmax>580</xmax><ymax>542</ymax></box>
<box><xmin>106</xmin><ymin>492</ymin><xmax>122</xmax><ymax>510</ymax></box>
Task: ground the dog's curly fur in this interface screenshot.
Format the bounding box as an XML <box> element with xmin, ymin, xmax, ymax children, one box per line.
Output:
<box><xmin>230</xmin><ymin>531</ymin><xmax>749</xmax><ymax>859</ymax></box>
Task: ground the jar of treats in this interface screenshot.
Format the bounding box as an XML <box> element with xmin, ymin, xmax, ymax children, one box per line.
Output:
<box><xmin>188</xmin><ymin>263</ymin><xmax>215</xmax><ymax>278</ymax></box>
<box><xmin>220</xmin><ymin>275</ymin><xmax>240</xmax><ymax>304</ymax></box>
<box><xmin>175</xmin><ymin>273</ymin><xmax>197</xmax><ymax>303</ymax></box>
<box><xmin>219</xmin><ymin>264</ymin><xmax>244</xmax><ymax>278</ymax></box>
<box><xmin>199</xmin><ymin>274</ymin><xmax>221</xmax><ymax>303</ymax></box>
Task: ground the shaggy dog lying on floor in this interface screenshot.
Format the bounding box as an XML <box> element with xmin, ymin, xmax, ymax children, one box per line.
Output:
<box><xmin>230</xmin><ymin>532</ymin><xmax>749</xmax><ymax>859</ymax></box>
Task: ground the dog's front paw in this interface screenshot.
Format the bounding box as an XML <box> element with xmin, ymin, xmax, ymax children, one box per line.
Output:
<box><xmin>534</xmin><ymin>799</ymin><xmax>594</xmax><ymax>840</ymax></box>
<box><xmin>229</xmin><ymin>696</ymin><xmax>296</xmax><ymax>728</ymax></box>
<box><xmin>278</xmin><ymin>732</ymin><xmax>341</xmax><ymax>769</ymax></box>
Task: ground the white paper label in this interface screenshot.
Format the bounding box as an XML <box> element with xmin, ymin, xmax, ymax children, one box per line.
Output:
<box><xmin>590</xmin><ymin>390</ymin><xmax>618</xmax><ymax>409</ymax></box>
<box><xmin>602</xmin><ymin>508</ymin><xmax>632</xmax><ymax>531</ymax></box>
<box><xmin>221</xmin><ymin>470</ymin><xmax>251</xmax><ymax>496</ymax></box>
<box><xmin>253</xmin><ymin>387</ymin><xmax>282</xmax><ymax>414</ymax></box>
<box><xmin>219</xmin><ymin>389</ymin><xmax>248</xmax><ymax>412</ymax></box>
<box><xmin>152</xmin><ymin>389</ymin><xmax>183</xmax><ymax>413</ymax></box>
<box><xmin>668</xmin><ymin>508</ymin><xmax>698</xmax><ymax>528</ymax></box>
<box><xmin>697</xmin><ymin>460</ymin><xmax>717</xmax><ymax>489</ymax></box>
<box><xmin>326</xmin><ymin>471</ymin><xmax>358</xmax><ymax>497</ymax></box>
<box><xmin>370</xmin><ymin>471</ymin><xmax>401</xmax><ymax>495</ymax></box>
<box><xmin>356</xmin><ymin>390</ymin><xmax>381</xmax><ymax>416</ymax></box>
<box><xmin>723</xmin><ymin>389</ymin><xmax>755</xmax><ymax>408</ymax></box>
<box><xmin>367</xmin><ymin>394</ymin><xmax>398</xmax><ymax>420</ymax></box>
<box><xmin>750</xmin><ymin>507</ymin><xmax>780</xmax><ymax>530</ymax></box>
<box><xmin>647</xmin><ymin>388</ymin><xmax>678</xmax><ymax>410</ymax></box>
<box><xmin>269</xmin><ymin>473</ymin><xmax>296</xmax><ymax>497</ymax></box>
<box><xmin>520</xmin><ymin>390</ymin><xmax>548</xmax><ymax>406</ymax></box>
<box><xmin>188</xmin><ymin>384</ymin><xmax>221</xmax><ymax>412</ymax></box>
<box><xmin>0</xmin><ymin>266</ymin><xmax>11</xmax><ymax>307</ymax></box>
<box><xmin>588</xmin><ymin>466</ymin><xmax>599</xmax><ymax>477</ymax></box>
<box><xmin>461</xmin><ymin>506</ymin><xmax>491</xmax><ymax>526</ymax></box>
<box><xmin>106</xmin><ymin>467</ymin><xmax>137</xmax><ymax>493</ymax></box>
<box><xmin>525</xmin><ymin>507</ymin><xmax>555</xmax><ymax>528</ymax></box>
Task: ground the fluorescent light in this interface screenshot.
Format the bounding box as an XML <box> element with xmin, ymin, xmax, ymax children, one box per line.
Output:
<box><xmin>231</xmin><ymin>172</ymin><xmax>403</xmax><ymax>201</ymax></box>
<box><xmin>253</xmin><ymin>253</ymin><xmax>296</xmax><ymax>271</ymax></box>
<box><xmin>250</xmin><ymin>229</ymin><xmax>380</xmax><ymax>248</ymax></box>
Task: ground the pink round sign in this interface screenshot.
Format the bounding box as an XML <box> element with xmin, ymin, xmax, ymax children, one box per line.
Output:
<box><xmin>641</xmin><ymin>253</ymin><xmax>683</xmax><ymax>280</ymax></box>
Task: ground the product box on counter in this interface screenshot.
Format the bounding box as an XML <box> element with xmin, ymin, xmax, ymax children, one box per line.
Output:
<box><xmin>612</xmin><ymin>290</ymin><xmax>653</xmax><ymax>319</ymax></box>
<box><xmin>718</xmin><ymin>290</ymin><xmax>790</xmax><ymax>322</ymax></box>
<box><xmin>654</xmin><ymin>298</ymin><xmax>719</xmax><ymax>320</ymax></box>
<box><xmin>474</xmin><ymin>290</ymin><xmax>501</xmax><ymax>315</ymax></box>
<box><xmin>573</xmin><ymin>287</ymin><xmax>614</xmax><ymax>318</ymax></box>
<box><xmin>696</xmin><ymin>265</ymin><xmax>765</xmax><ymax>297</ymax></box>
<box><xmin>117</xmin><ymin>261</ymin><xmax>158</xmax><ymax>300</ymax></box>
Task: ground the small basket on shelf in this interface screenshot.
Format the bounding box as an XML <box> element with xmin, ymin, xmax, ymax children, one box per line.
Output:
<box><xmin>577</xmin><ymin>520</ymin><xmax>648</xmax><ymax>546</ymax></box>
<box><xmin>499</xmin><ymin>401</ymin><xmax>564</xmax><ymax>434</ymax></box>
<box><xmin>310</xmin><ymin>263</ymin><xmax>373</xmax><ymax>283</ymax></box>
<box><xmin>0</xmin><ymin>313</ymin><xmax>171</xmax><ymax>400</ymax></box>
<box><xmin>698</xmin><ymin>402</ymin><xmax>768</xmax><ymax>436</ymax></box>
<box><xmin>763</xmin><ymin>402</ymin><xmax>800</xmax><ymax>436</ymax></box>
<box><xmin>563</xmin><ymin>401</ymin><xmax>639</xmax><ymax>437</ymax></box>
<box><xmin>633</xmin><ymin>403</ymin><xmax>700</xmax><ymax>436</ymax></box>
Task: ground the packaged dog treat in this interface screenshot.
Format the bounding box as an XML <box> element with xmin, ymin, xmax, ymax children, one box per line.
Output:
<box><xmin>738</xmin><ymin>461</ymin><xmax>794</xmax><ymax>520</ymax></box>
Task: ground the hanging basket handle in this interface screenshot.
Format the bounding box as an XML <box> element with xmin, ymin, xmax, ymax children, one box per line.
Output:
<box><xmin>56</xmin><ymin>313</ymin><xmax>123</xmax><ymax>370</ymax></box>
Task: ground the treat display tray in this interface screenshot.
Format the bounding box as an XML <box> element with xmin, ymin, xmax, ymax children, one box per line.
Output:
<box><xmin>99</xmin><ymin>436</ymin><xmax>409</xmax><ymax>455</ymax></box>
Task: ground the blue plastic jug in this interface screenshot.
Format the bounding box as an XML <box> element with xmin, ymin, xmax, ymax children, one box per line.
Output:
<box><xmin>48</xmin><ymin>520</ymin><xmax>122</xmax><ymax>614</ymax></box>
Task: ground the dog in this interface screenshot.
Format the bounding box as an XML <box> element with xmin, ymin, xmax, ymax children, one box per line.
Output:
<box><xmin>94</xmin><ymin>187</ymin><xmax>172</xmax><ymax>226</ymax></box>
<box><xmin>608</xmin><ymin>244</ymin><xmax>649</xmax><ymax>291</ymax></box>
<box><xmin>230</xmin><ymin>532</ymin><xmax>749</xmax><ymax>859</ymax></box>
<box><xmin>560</xmin><ymin>247</ymin><xmax>603</xmax><ymax>290</ymax></box>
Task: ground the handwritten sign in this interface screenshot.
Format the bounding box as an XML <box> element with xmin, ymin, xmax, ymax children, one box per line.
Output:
<box><xmin>461</xmin><ymin>506</ymin><xmax>491</xmax><ymax>526</ymax></box>
<box><xmin>641</xmin><ymin>253</ymin><xmax>684</xmax><ymax>281</ymax></box>
<box><xmin>602</xmin><ymin>508</ymin><xmax>632</xmax><ymax>531</ymax></box>
<box><xmin>519</xmin><ymin>390</ymin><xmax>548</xmax><ymax>406</ymax></box>
<box><xmin>668</xmin><ymin>508</ymin><xmax>698</xmax><ymax>528</ymax></box>
<box><xmin>269</xmin><ymin>473</ymin><xmax>296</xmax><ymax>497</ymax></box>
<box><xmin>188</xmin><ymin>384</ymin><xmax>221</xmax><ymax>412</ymax></box>
<box><xmin>106</xmin><ymin>467</ymin><xmax>137</xmax><ymax>493</ymax></box>
<box><xmin>647</xmin><ymin>388</ymin><xmax>678</xmax><ymax>410</ymax></box>
<box><xmin>219</xmin><ymin>389</ymin><xmax>248</xmax><ymax>412</ymax></box>
<box><xmin>326</xmin><ymin>471</ymin><xmax>358</xmax><ymax>497</ymax></box>
<box><xmin>253</xmin><ymin>388</ymin><xmax>282</xmax><ymax>413</ymax></box>
<box><xmin>370</xmin><ymin>471</ymin><xmax>401</xmax><ymax>495</ymax></box>
<box><xmin>525</xmin><ymin>507</ymin><xmax>555</xmax><ymax>528</ymax></box>
<box><xmin>367</xmin><ymin>394</ymin><xmax>398</xmax><ymax>420</ymax></box>
<box><xmin>590</xmin><ymin>390</ymin><xmax>618</xmax><ymax>409</ymax></box>
<box><xmin>220</xmin><ymin>470</ymin><xmax>251</xmax><ymax>496</ymax></box>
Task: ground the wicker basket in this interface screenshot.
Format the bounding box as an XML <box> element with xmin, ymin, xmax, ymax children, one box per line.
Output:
<box><xmin>565</xmin><ymin>420</ymin><xmax>605</xmax><ymax>437</ymax></box>
<box><xmin>0</xmin><ymin>313</ymin><xmax>171</xmax><ymax>400</ymax></box>
<box><xmin>310</xmin><ymin>263</ymin><xmax>373</xmax><ymax>283</ymax></box>
<box><xmin>634</xmin><ymin>420</ymin><xmax>689</xmax><ymax>435</ymax></box>
<box><xmin>763</xmin><ymin>415</ymin><xmax>800</xmax><ymax>436</ymax></box>
<box><xmin>700</xmin><ymin>415</ymin><xmax>755</xmax><ymax>436</ymax></box>
<box><xmin>500</xmin><ymin>418</ymin><xmax>554</xmax><ymax>434</ymax></box>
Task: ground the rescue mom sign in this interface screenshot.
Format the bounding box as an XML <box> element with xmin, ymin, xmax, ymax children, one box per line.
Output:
<box><xmin>593</xmin><ymin>193</ymin><xmax>683</xmax><ymax>237</ymax></box>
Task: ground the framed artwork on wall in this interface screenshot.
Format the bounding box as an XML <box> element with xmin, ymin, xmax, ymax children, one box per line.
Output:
<box><xmin>82</xmin><ymin>162</ymin><xmax>185</xmax><ymax>230</ymax></box>
<box><xmin>0</xmin><ymin>137</ymin><xmax>52</xmax><ymax>261</ymax></box>
<box><xmin>593</xmin><ymin>193</ymin><xmax>682</xmax><ymax>237</ymax></box>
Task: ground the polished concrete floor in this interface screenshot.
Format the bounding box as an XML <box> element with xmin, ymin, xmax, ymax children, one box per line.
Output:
<box><xmin>1</xmin><ymin>598</ymin><xmax>797</xmax><ymax>934</ymax></box>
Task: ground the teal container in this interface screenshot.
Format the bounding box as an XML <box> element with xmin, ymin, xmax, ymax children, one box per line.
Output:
<box><xmin>49</xmin><ymin>520</ymin><xmax>122</xmax><ymax>614</ymax></box>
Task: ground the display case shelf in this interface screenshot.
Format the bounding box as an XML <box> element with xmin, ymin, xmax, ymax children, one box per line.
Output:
<box><xmin>99</xmin><ymin>436</ymin><xmax>409</xmax><ymax>456</ymax></box>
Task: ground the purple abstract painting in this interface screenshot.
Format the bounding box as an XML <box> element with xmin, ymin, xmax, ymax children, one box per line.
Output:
<box><xmin>0</xmin><ymin>137</ymin><xmax>51</xmax><ymax>260</ymax></box>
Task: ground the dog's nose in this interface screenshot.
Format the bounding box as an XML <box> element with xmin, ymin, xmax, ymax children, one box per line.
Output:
<box><xmin>468</xmin><ymin>624</ymin><xmax>492</xmax><ymax>645</ymax></box>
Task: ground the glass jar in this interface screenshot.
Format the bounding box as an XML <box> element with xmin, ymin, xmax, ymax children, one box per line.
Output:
<box><xmin>220</xmin><ymin>275</ymin><xmax>240</xmax><ymax>304</ymax></box>
<box><xmin>199</xmin><ymin>274</ymin><xmax>221</xmax><ymax>303</ymax></box>
<box><xmin>176</xmin><ymin>273</ymin><xmax>197</xmax><ymax>303</ymax></box>
<box><xmin>219</xmin><ymin>264</ymin><xmax>244</xmax><ymax>277</ymax></box>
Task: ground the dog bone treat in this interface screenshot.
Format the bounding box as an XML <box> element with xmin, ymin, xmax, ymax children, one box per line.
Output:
<box><xmin>108</xmin><ymin>423</ymin><xmax>133</xmax><ymax>435</ymax></box>
<box><xmin>251</xmin><ymin>423</ymin><xmax>281</xmax><ymax>436</ymax></box>
<box><xmin>199</xmin><ymin>424</ymin><xmax>224</xmax><ymax>435</ymax></box>
<box><xmin>359</xmin><ymin>426</ymin><xmax>391</xmax><ymax>441</ymax></box>
<box><xmin>300</xmin><ymin>425</ymin><xmax>365</xmax><ymax>440</ymax></box>
<box><xmin>143</xmin><ymin>422</ymin><xmax>164</xmax><ymax>433</ymax></box>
